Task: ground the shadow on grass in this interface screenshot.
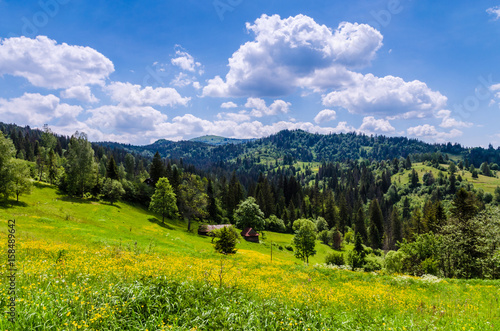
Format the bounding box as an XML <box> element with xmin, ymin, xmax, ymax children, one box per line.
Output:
<box><xmin>148</xmin><ymin>217</ymin><xmax>174</xmax><ymax>230</ymax></box>
<box><xmin>0</xmin><ymin>199</ymin><xmax>28</xmax><ymax>209</ymax></box>
<box><xmin>59</xmin><ymin>196</ymin><xmax>94</xmax><ymax>204</ymax></box>
<box><xmin>100</xmin><ymin>201</ymin><xmax>122</xmax><ymax>209</ymax></box>
<box><xmin>34</xmin><ymin>182</ymin><xmax>54</xmax><ymax>189</ymax></box>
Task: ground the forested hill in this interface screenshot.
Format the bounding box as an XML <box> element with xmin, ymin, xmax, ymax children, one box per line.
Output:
<box><xmin>2</xmin><ymin>121</ymin><xmax>500</xmax><ymax>168</ymax></box>
<box><xmin>189</xmin><ymin>135</ymin><xmax>255</xmax><ymax>145</ymax></box>
<box><xmin>95</xmin><ymin>129</ymin><xmax>500</xmax><ymax>169</ymax></box>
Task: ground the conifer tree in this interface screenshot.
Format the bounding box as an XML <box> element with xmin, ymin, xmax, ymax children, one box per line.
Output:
<box><xmin>354</xmin><ymin>207</ymin><xmax>368</xmax><ymax>243</ymax></box>
<box><xmin>149</xmin><ymin>151</ymin><xmax>165</xmax><ymax>185</ymax></box>
<box><xmin>207</xmin><ymin>179</ymin><xmax>219</xmax><ymax>222</ymax></box>
<box><xmin>368</xmin><ymin>199</ymin><xmax>384</xmax><ymax>249</ymax></box>
<box><xmin>390</xmin><ymin>207</ymin><xmax>402</xmax><ymax>250</ymax></box>
<box><xmin>106</xmin><ymin>155</ymin><xmax>120</xmax><ymax>180</ymax></box>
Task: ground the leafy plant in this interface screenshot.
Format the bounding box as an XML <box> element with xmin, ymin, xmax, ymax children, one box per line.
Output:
<box><xmin>325</xmin><ymin>252</ymin><xmax>344</xmax><ymax>266</ymax></box>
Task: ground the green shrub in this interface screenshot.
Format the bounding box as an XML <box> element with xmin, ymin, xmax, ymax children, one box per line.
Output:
<box><xmin>318</xmin><ymin>230</ymin><xmax>329</xmax><ymax>245</ymax></box>
<box><xmin>285</xmin><ymin>245</ymin><xmax>293</xmax><ymax>252</ymax></box>
<box><xmin>385</xmin><ymin>250</ymin><xmax>405</xmax><ymax>273</ymax></box>
<box><xmin>265</xmin><ymin>215</ymin><xmax>287</xmax><ymax>233</ymax></box>
<box><xmin>315</xmin><ymin>216</ymin><xmax>329</xmax><ymax>232</ymax></box>
<box><xmin>344</xmin><ymin>230</ymin><xmax>354</xmax><ymax>244</ymax></box>
<box><xmin>347</xmin><ymin>250</ymin><xmax>364</xmax><ymax>270</ymax></box>
<box><xmin>325</xmin><ymin>252</ymin><xmax>344</xmax><ymax>266</ymax></box>
<box><xmin>420</xmin><ymin>257</ymin><xmax>438</xmax><ymax>275</ymax></box>
<box><xmin>364</xmin><ymin>257</ymin><xmax>382</xmax><ymax>272</ymax></box>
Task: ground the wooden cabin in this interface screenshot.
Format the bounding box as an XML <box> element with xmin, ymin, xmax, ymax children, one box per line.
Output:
<box><xmin>240</xmin><ymin>227</ymin><xmax>259</xmax><ymax>243</ymax></box>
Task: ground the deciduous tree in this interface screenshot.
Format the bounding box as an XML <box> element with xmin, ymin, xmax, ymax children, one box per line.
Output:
<box><xmin>101</xmin><ymin>178</ymin><xmax>125</xmax><ymax>205</ymax></box>
<box><xmin>149</xmin><ymin>177</ymin><xmax>178</xmax><ymax>223</ymax></box>
<box><xmin>178</xmin><ymin>173</ymin><xmax>208</xmax><ymax>230</ymax></box>
<box><xmin>0</xmin><ymin>131</ymin><xmax>15</xmax><ymax>199</ymax></box>
<box><xmin>10</xmin><ymin>159</ymin><xmax>32</xmax><ymax>202</ymax></box>
<box><xmin>292</xmin><ymin>219</ymin><xmax>317</xmax><ymax>264</ymax></box>
<box><xmin>64</xmin><ymin>132</ymin><xmax>96</xmax><ymax>197</ymax></box>
<box><xmin>234</xmin><ymin>197</ymin><xmax>265</xmax><ymax>232</ymax></box>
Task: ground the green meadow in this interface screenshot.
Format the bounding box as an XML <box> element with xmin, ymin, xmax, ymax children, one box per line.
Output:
<box><xmin>0</xmin><ymin>184</ymin><xmax>499</xmax><ymax>330</ymax></box>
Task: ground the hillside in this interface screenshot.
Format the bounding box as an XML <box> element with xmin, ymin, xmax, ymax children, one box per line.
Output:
<box><xmin>3</xmin><ymin>121</ymin><xmax>500</xmax><ymax>170</ymax></box>
<box><xmin>189</xmin><ymin>135</ymin><xmax>255</xmax><ymax>146</ymax></box>
<box><xmin>0</xmin><ymin>183</ymin><xmax>338</xmax><ymax>265</ymax></box>
<box><xmin>1</xmin><ymin>184</ymin><xmax>499</xmax><ymax>330</ymax></box>
<box><xmin>93</xmin><ymin>129</ymin><xmax>500</xmax><ymax>170</ymax></box>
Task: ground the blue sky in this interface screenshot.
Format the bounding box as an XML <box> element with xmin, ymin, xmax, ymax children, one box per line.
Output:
<box><xmin>1</xmin><ymin>0</ymin><xmax>500</xmax><ymax>147</ymax></box>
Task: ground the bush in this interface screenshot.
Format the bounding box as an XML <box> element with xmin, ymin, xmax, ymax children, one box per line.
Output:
<box><xmin>483</xmin><ymin>193</ymin><xmax>493</xmax><ymax>204</ymax></box>
<box><xmin>344</xmin><ymin>230</ymin><xmax>354</xmax><ymax>244</ymax></box>
<box><xmin>285</xmin><ymin>245</ymin><xmax>293</xmax><ymax>252</ymax></box>
<box><xmin>265</xmin><ymin>215</ymin><xmax>287</xmax><ymax>233</ymax></box>
<box><xmin>318</xmin><ymin>230</ymin><xmax>329</xmax><ymax>245</ymax></box>
<box><xmin>420</xmin><ymin>257</ymin><xmax>438</xmax><ymax>275</ymax></box>
<box><xmin>315</xmin><ymin>217</ymin><xmax>329</xmax><ymax>232</ymax></box>
<box><xmin>373</xmin><ymin>248</ymin><xmax>383</xmax><ymax>257</ymax></box>
<box><xmin>325</xmin><ymin>252</ymin><xmax>344</xmax><ymax>266</ymax></box>
<box><xmin>385</xmin><ymin>250</ymin><xmax>405</xmax><ymax>273</ymax></box>
<box><xmin>347</xmin><ymin>250</ymin><xmax>364</xmax><ymax>270</ymax></box>
<box><xmin>363</xmin><ymin>257</ymin><xmax>382</xmax><ymax>272</ymax></box>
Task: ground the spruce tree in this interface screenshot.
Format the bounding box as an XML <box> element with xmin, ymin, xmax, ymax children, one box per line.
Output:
<box><xmin>106</xmin><ymin>155</ymin><xmax>120</xmax><ymax>180</ymax></box>
<box><xmin>354</xmin><ymin>207</ymin><xmax>368</xmax><ymax>243</ymax></box>
<box><xmin>207</xmin><ymin>179</ymin><xmax>219</xmax><ymax>222</ymax></box>
<box><xmin>149</xmin><ymin>151</ymin><xmax>165</xmax><ymax>184</ymax></box>
<box><xmin>390</xmin><ymin>207</ymin><xmax>402</xmax><ymax>250</ymax></box>
<box><xmin>405</xmin><ymin>155</ymin><xmax>412</xmax><ymax>170</ymax></box>
<box><xmin>368</xmin><ymin>199</ymin><xmax>384</xmax><ymax>249</ymax></box>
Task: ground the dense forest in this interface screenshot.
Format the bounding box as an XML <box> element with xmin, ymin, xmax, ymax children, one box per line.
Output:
<box><xmin>1</xmin><ymin>122</ymin><xmax>500</xmax><ymax>279</ymax></box>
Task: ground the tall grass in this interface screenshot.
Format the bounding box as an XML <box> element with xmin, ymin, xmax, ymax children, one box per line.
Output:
<box><xmin>0</xmin><ymin>238</ymin><xmax>499</xmax><ymax>330</ymax></box>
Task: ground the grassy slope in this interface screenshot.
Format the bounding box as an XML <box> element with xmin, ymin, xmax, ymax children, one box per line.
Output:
<box><xmin>393</xmin><ymin>162</ymin><xmax>500</xmax><ymax>194</ymax></box>
<box><xmin>0</xmin><ymin>183</ymin><xmax>339</xmax><ymax>265</ymax></box>
<box><xmin>1</xmin><ymin>184</ymin><xmax>500</xmax><ymax>330</ymax></box>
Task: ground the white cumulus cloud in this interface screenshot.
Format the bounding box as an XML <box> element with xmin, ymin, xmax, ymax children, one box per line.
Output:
<box><xmin>407</xmin><ymin>124</ymin><xmax>462</xmax><ymax>143</ymax></box>
<box><xmin>60</xmin><ymin>86</ymin><xmax>98</xmax><ymax>103</ymax></box>
<box><xmin>0</xmin><ymin>36</ymin><xmax>114</xmax><ymax>89</ymax></box>
<box><xmin>86</xmin><ymin>105</ymin><xmax>169</xmax><ymax>134</ymax></box>
<box><xmin>0</xmin><ymin>93</ymin><xmax>82</xmax><ymax>127</ymax></box>
<box><xmin>245</xmin><ymin>98</ymin><xmax>291</xmax><ymax>117</ymax></box>
<box><xmin>358</xmin><ymin>116</ymin><xmax>395</xmax><ymax>134</ymax></box>
<box><xmin>171</xmin><ymin>49</ymin><xmax>201</xmax><ymax>72</ymax></box>
<box><xmin>201</xmin><ymin>14</ymin><xmax>446</xmax><ymax>120</ymax></box>
<box><xmin>216</xmin><ymin>111</ymin><xmax>251</xmax><ymax>123</ymax></box>
<box><xmin>221</xmin><ymin>101</ymin><xmax>238</xmax><ymax>109</ymax></box>
<box><xmin>202</xmin><ymin>14</ymin><xmax>383</xmax><ymax>97</ymax></box>
<box><xmin>323</xmin><ymin>74</ymin><xmax>447</xmax><ymax>117</ymax></box>
<box><xmin>105</xmin><ymin>82</ymin><xmax>190</xmax><ymax>107</ymax></box>
<box><xmin>314</xmin><ymin>109</ymin><xmax>337</xmax><ymax>124</ymax></box>
<box><xmin>436</xmin><ymin>109</ymin><xmax>473</xmax><ymax>128</ymax></box>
